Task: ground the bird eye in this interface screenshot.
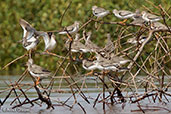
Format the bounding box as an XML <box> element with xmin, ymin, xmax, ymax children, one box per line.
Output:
<box><xmin>48</xmin><ymin>32</ymin><xmax>52</xmax><ymax>36</ymax></box>
<box><xmin>25</xmin><ymin>27</ymin><xmax>28</xmax><ymax>30</ymax></box>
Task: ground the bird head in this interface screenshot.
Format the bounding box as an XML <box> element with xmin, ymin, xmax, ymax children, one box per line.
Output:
<box><xmin>74</xmin><ymin>21</ymin><xmax>80</xmax><ymax>28</ymax></box>
<box><xmin>112</xmin><ymin>9</ymin><xmax>117</xmax><ymax>14</ymax></box>
<box><xmin>92</xmin><ymin>6</ymin><xmax>98</xmax><ymax>11</ymax></box>
<box><xmin>26</xmin><ymin>58</ymin><xmax>34</xmax><ymax>66</ymax></box>
<box><xmin>141</xmin><ymin>11</ymin><xmax>146</xmax><ymax>16</ymax></box>
<box><xmin>127</xmin><ymin>38</ymin><xmax>134</xmax><ymax>43</ymax></box>
<box><xmin>19</xmin><ymin>19</ymin><xmax>30</xmax><ymax>28</ymax></box>
<box><xmin>47</xmin><ymin>32</ymin><xmax>56</xmax><ymax>39</ymax></box>
<box><xmin>47</xmin><ymin>32</ymin><xmax>53</xmax><ymax>37</ymax></box>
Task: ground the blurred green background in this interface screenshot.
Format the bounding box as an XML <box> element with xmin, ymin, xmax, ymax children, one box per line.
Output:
<box><xmin>0</xmin><ymin>0</ymin><xmax>170</xmax><ymax>75</ymax></box>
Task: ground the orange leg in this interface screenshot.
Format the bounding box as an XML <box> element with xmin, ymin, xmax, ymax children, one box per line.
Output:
<box><xmin>150</xmin><ymin>22</ymin><xmax>154</xmax><ymax>28</ymax></box>
<box><xmin>85</xmin><ymin>70</ymin><xmax>94</xmax><ymax>76</ymax></box>
<box><xmin>119</xmin><ymin>19</ymin><xmax>127</xmax><ymax>25</ymax></box>
<box><xmin>103</xmin><ymin>70</ymin><xmax>109</xmax><ymax>75</ymax></box>
<box><xmin>36</xmin><ymin>77</ymin><xmax>40</xmax><ymax>85</ymax></box>
<box><xmin>88</xmin><ymin>56</ymin><xmax>96</xmax><ymax>61</ymax></box>
<box><xmin>66</xmin><ymin>33</ymin><xmax>73</xmax><ymax>41</ymax></box>
<box><xmin>79</xmin><ymin>53</ymin><xmax>83</xmax><ymax>59</ymax></box>
<box><xmin>72</xmin><ymin>56</ymin><xmax>76</xmax><ymax>61</ymax></box>
<box><xmin>45</xmin><ymin>50</ymin><xmax>57</xmax><ymax>56</ymax></box>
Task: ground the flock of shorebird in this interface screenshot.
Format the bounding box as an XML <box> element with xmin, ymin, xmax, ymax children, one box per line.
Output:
<box><xmin>19</xmin><ymin>5</ymin><xmax>167</xmax><ymax>84</ymax></box>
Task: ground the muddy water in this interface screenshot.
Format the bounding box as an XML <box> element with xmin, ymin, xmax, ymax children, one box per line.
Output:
<box><xmin>0</xmin><ymin>75</ymin><xmax>170</xmax><ymax>114</ymax></box>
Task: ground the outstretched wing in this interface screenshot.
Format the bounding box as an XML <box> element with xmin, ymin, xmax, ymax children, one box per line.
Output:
<box><xmin>19</xmin><ymin>19</ymin><xmax>36</xmax><ymax>41</ymax></box>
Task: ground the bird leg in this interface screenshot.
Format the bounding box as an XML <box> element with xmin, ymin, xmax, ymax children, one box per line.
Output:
<box><xmin>96</xmin><ymin>23</ymin><xmax>102</xmax><ymax>31</ymax></box>
<box><xmin>79</xmin><ymin>52</ymin><xmax>83</xmax><ymax>59</ymax></box>
<box><xmin>72</xmin><ymin>56</ymin><xmax>76</xmax><ymax>61</ymax></box>
<box><xmin>28</xmin><ymin>49</ymin><xmax>32</xmax><ymax>59</ymax></box>
<box><xmin>66</xmin><ymin>33</ymin><xmax>73</xmax><ymax>41</ymax></box>
<box><xmin>150</xmin><ymin>21</ymin><xmax>154</xmax><ymax>29</ymax></box>
<box><xmin>36</xmin><ymin>77</ymin><xmax>40</xmax><ymax>85</ymax></box>
<box><xmin>45</xmin><ymin>50</ymin><xmax>57</xmax><ymax>56</ymax></box>
<box><xmin>94</xmin><ymin>17</ymin><xmax>99</xmax><ymax>29</ymax></box>
<box><xmin>119</xmin><ymin>19</ymin><xmax>127</xmax><ymax>25</ymax></box>
<box><xmin>89</xmin><ymin>56</ymin><xmax>96</xmax><ymax>61</ymax></box>
<box><xmin>103</xmin><ymin>70</ymin><xmax>109</xmax><ymax>75</ymax></box>
<box><xmin>95</xmin><ymin>22</ymin><xmax>98</xmax><ymax>29</ymax></box>
<box><xmin>85</xmin><ymin>70</ymin><xmax>94</xmax><ymax>76</ymax></box>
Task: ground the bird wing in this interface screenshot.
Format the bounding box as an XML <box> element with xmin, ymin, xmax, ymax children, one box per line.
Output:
<box><xmin>19</xmin><ymin>19</ymin><xmax>36</xmax><ymax>40</ymax></box>
<box><xmin>31</xmin><ymin>64</ymin><xmax>51</xmax><ymax>75</ymax></box>
<box><xmin>147</xmin><ymin>13</ymin><xmax>160</xmax><ymax>20</ymax></box>
<box><xmin>24</xmin><ymin>28</ymin><xmax>35</xmax><ymax>41</ymax></box>
<box><xmin>98</xmin><ymin>58</ymin><xmax>119</xmax><ymax>67</ymax></box>
<box><xmin>19</xmin><ymin>19</ymin><xmax>32</xmax><ymax>30</ymax></box>
<box><xmin>84</xmin><ymin>60</ymin><xmax>95</xmax><ymax>68</ymax></box>
<box><xmin>87</xmin><ymin>40</ymin><xmax>99</xmax><ymax>49</ymax></box>
<box><xmin>111</xmin><ymin>55</ymin><xmax>125</xmax><ymax>61</ymax></box>
<box><xmin>66</xmin><ymin>24</ymin><xmax>75</xmax><ymax>32</ymax></box>
<box><xmin>101</xmin><ymin>63</ymin><xmax>119</xmax><ymax>68</ymax></box>
<box><xmin>42</xmin><ymin>32</ymin><xmax>50</xmax><ymax>45</ymax></box>
<box><xmin>119</xmin><ymin>10</ymin><xmax>133</xmax><ymax>16</ymax></box>
<box><xmin>103</xmin><ymin>36</ymin><xmax>114</xmax><ymax>53</ymax></box>
<box><xmin>23</xmin><ymin>41</ymin><xmax>32</xmax><ymax>47</ymax></box>
<box><xmin>94</xmin><ymin>7</ymin><xmax>106</xmax><ymax>14</ymax></box>
<box><xmin>73</xmin><ymin>42</ymin><xmax>87</xmax><ymax>51</ymax></box>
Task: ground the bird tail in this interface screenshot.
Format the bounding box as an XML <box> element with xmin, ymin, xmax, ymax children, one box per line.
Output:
<box><xmin>118</xmin><ymin>67</ymin><xmax>129</xmax><ymax>72</ymax></box>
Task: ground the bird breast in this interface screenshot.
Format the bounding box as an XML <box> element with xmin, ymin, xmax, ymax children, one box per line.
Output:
<box><xmin>46</xmin><ymin>37</ymin><xmax>56</xmax><ymax>51</ymax></box>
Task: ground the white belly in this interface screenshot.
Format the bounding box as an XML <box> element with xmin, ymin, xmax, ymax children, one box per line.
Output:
<box><xmin>46</xmin><ymin>40</ymin><xmax>56</xmax><ymax>51</ymax></box>
<box><xmin>24</xmin><ymin>41</ymin><xmax>38</xmax><ymax>50</ymax></box>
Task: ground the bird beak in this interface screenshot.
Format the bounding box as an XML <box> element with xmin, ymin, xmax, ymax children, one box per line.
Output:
<box><xmin>17</xmin><ymin>40</ymin><xmax>23</xmax><ymax>43</ymax></box>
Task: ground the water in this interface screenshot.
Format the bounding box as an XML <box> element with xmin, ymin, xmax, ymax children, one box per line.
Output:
<box><xmin>0</xmin><ymin>75</ymin><xmax>170</xmax><ymax>114</ymax></box>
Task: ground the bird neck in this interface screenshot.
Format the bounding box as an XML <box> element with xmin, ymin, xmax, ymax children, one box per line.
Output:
<box><xmin>43</xmin><ymin>36</ymin><xmax>50</xmax><ymax>45</ymax></box>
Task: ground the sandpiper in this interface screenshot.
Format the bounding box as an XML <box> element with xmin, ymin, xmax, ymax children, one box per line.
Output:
<box><xmin>82</xmin><ymin>59</ymin><xmax>98</xmax><ymax>70</ymax></box>
<box><xmin>96</xmin><ymin>58</ymin><xmax>119</xmax><ymax>71</ymax></box>
<box><xmin>109</xmin><ymin>53</ymin><xmax>130</xmax><ymax>65</ymax></box>
<box><xmin>19</xmin><ymin>19</ymin><xmax>43</xmax><ymax>51</ymax></box>
<box><xmin>132</xmin><ymin>9</ymin><xmax>142</xmax><ymax>20</ymax></box>
<box><xmin>26</xmin><ymin>58</ymin><xmax>52</xmax><ymax>85</ymax></box>
<box><xmin>19</xmin><ymin>19</ymin><xmax>45</xmax><ymax>58</ymax></box>
<box><xmin>65</xmin><ymin>33</ymin><xmax>90</xmax><ymax>53</ymax></box>
<box><xmin>97</xmin><ymin>59</ymin><xmax>128</xmax><ymax>71</ymax></box>
<box><xmin>151</xmin><ymin>22</ymin><xmax>168</xmax><ymax>30</ymax></box>
<box><xmin>99</xmin><ymin>33</ymin><xmax>114</xmax><ymax>56</ymax></box>
<box><xmin>113</xmin><ymin>9</ymin><xmax>135</xmax><ymax>23</ymax></box>
<box><xmin>141</xmin><ymin>11</ymin><xmax>161</xmax><ymax>22</ymax></box>
<box><xmin>19</xmin><ymin>19</ymin><xmax>36</xmax><ymax>41</ymax></box>
<box><xmin>127</xmin><ymin>36</ymin><xmax>147</xmax><ymax>44</ymax></box>
<box><xmin>58</xmin><ymin>21</ymin><xmax>80</xmax><ymax>35</ymax></box>
<box><xmin>92</xmin><ymin>5</ymin><xmax>110</xmax><ymax>18</ymax></box>
<box><xmin>130</xmin><ymin>18</ymin><xmax>146</xmax><ymax>26</ymax></box>
<box><xmin>94</xmin><ymin>54</ymin><xmax>129</xmax><ymax>71</ymax></box>
<box><xmin>82</xmin><ymin>53</ymin><xmax>129</xmax><ymax>72</ymax></box>
<box><xmin>84</xmin><ymin>31</ymin><xmax>101</xmax><ymax>53</ymax></box>
<box><xmin>42</xmin><ymin>32</ymin><xmax>57</xmax><ymax>54</ymax></box>
<box><xmin>96</xmin><ymin>53</ymin><xmax>130</xmax><ymax>66</ymax></box>
<box><xmin>82</xmin><ymin>59</ymin><xmax>99</xmax><ymax>75</ymax></box>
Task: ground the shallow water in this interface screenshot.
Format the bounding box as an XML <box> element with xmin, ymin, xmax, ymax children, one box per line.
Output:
<box><xmin>0</xmin><ymin>75</ymin><xmax>170</xmax><ymax>114</ymax></box>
